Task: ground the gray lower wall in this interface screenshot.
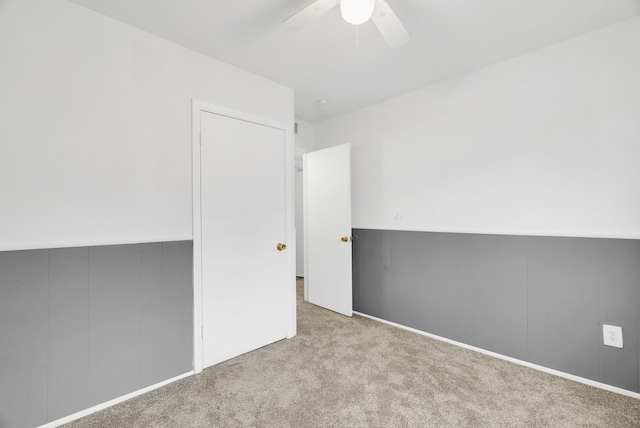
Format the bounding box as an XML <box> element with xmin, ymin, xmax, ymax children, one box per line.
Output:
<box><xmin>352</xmin><ymin>229</ymin><xmax>640</xmax><ymax>393</ymax></box>
<box><xmin>0</xmin><ymin>241</ymin><xmax>193</xmax><ymax>428</ymax></box>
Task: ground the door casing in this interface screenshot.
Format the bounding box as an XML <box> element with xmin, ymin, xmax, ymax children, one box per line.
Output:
<box><xmin>191</xmin><ymin>100</ymin><xmax>296</xmax><ymax>373</ymax></box>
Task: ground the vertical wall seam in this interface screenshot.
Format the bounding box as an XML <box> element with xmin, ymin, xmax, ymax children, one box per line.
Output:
<box><xmin>526</xmin><ymin>237</ymin><xmax>529</xmax><ymax>358</ymax></box>
<box><xmin>137</xmin><ymin>244</ymin><xmax>142</xmax><ymax>389</ymax></box>
<box><xmin>637</xmin><ymin>241</ymin><xmax>640</xmax><ymax>392</ymax></box>
<box><xmin>86</xmin><ymin>247</ymin><xmax>91</xmax><ymax>406</ymax></box>
<box><xmin>597</xmin><ymin>240</ymin><xmax>602</xmax><ymax>384</ymax></box>
<box><xmin>178</xmin><ymin>242</ymin><xmax>183</xmax><ymax>368</ymax></box>
<box><xmin>84</xmin><ymin>247</ymin><xmax>89</xmax><ymax>409</ymax></box>
<box><xmin>522</xmin><ymin>238</ymin><xmax>527</xmax><ymax>360</ymax></box>
<box><xmin>139</xmin><ymin>244</ymin><xmax>143</xmax><ymax>389</ymax></box>
<box><xmin>545</xmin><ymin>238</ymin><xmax>550</xmax><ymax>365</ymax></box>
<box><xmin>182</xmin><ymin>242</ymin><xmax>186</xmax><ymax>370</ymax></box>
<box><xmin>184</xmin><ymin>242</ymin><xmax>187</xmax><ymax>367</ymax></box>
<box><xmin>185</xmin><ymin>242</ymin><xmax>189</xmax><ymax>368</ymax></box>
<box><xmin>387</xmin><ymin>231</ymin><xmax>390</xmax><ymax>319</ymax></box>
<box><xmin>161</xmin><ymin>243</ymin><xmax>165</xmax><ymax>378</ymax></box>
<box><xmin>46</xmin><ymin>249</ymin><xmax>50</xmax><ymax>420</ymax></box>
<box><xmin>525</xmin><ymin>238</ymin><xmax>529</xmax><ymax>361</ymax></box>
<box><xmin>358</xmin><ymin>233</ymin><xmax>362</xmax><ymax>310</ymax></box>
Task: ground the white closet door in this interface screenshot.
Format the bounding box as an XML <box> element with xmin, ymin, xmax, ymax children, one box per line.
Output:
<box><xmin>200</xmin><ymin>111</ymin><xmax>289</xmax><ymax>367</ymax></box>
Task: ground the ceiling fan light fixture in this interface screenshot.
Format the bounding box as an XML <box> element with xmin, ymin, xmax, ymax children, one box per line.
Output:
<box><xmin>340</xmin><ymin>0</ymin><xmax>375</xmax><ymax>25</ymax></box>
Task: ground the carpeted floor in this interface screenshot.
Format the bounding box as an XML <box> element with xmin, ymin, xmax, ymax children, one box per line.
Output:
<box><xmin>65</xmin><ymin>278</ymin><xmax>640</xmax><ymax>427</ymax></box>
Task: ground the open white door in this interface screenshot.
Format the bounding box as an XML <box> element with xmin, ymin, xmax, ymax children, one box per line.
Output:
<box><xmin>199</xmin><ymin>109</ymin><xmax>292</xmax><ymax>368</ymax></box>
<box><xmin>304</xmin><ymin>144</ymin><xmax>352</xmax><ymax>316</ymax></box>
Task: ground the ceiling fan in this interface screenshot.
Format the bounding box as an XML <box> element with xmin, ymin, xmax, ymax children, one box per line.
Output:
<box><xmin>282</xmin><ymin>0</ymin><xmax>410</xmax><ymax>48</ymax></box>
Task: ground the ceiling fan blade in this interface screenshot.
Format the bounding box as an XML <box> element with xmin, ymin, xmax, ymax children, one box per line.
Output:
<box><xmin>371</xmin><ymin>0</ymin><xmax>410</xmax><ymax>48</ymax></box>
<box><xmin>282</xmin><ymin>0</ymin><xmax>339</xmax><ymax>31</ymax></box>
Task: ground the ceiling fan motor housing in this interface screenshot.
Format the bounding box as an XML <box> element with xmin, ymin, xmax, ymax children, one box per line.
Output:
<box><xmin>340</xmin><ymin>0</ymin><xmax>376</xmax><ymax>25</ymax></box>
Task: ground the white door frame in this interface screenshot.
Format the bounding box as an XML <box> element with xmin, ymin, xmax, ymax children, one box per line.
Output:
<box><xmin>191</xmin><ymin>99</ymin><xmax>296</xmax><ymax>373</ymax></box>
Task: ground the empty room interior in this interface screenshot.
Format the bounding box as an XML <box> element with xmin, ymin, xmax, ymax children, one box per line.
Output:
<box><xmin>1</xmin><ymin>0</ymin><xmax>640</xmax><ymax>427</ymax></box>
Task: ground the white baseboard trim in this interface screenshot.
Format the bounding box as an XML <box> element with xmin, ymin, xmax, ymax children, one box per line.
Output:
<box><xmin>353</xmin><ymin>311</ymin><xmax>640</xmax><ymax>400</ymax></box>
<box><xmin>39</xmin><ymin>371</ymin><xmax>194</xmax><ymax>428</ymax></box>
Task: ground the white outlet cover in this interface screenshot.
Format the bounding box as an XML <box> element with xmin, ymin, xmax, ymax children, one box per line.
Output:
<box><xmin>603</xmin><ymin>324</ymin><xmax>623</xmax><ymax>348</ymax></box>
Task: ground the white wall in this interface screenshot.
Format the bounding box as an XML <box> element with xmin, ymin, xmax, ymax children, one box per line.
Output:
<box><xmin>295</xmin><ymin>170</ymin><xmax>304</xmax><ymax>276</ymax></box>
<box><xmin>315</xmin><ymin>17</ymin><xmax>640</xmax><ymax>239</ymax></box>
<box><xmin>294</xmin><ymin>119</ymin><xmax>316</xmax><ymax>276</ymax></box>
<box><xmin>0</xmin><ymin>0</ymin><xmax>293</xmax><ymax>251</ymax></box>
<box><xmin>294</xmin><ymin>119</ymin><xmax>316</xmax><ymax>170</ymax></box>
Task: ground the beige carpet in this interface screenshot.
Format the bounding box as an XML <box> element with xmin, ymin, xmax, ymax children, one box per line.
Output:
<box><xmin>65</xmin><ymin>278</ymin><xmax>640</xmax><ymax>427</ymax></box>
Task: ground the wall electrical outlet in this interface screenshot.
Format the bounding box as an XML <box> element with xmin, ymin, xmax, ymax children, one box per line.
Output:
<box><xmin>603</xmin><ymin>325</ymin><xmax>623</xmax><ymax>348</ymax></box>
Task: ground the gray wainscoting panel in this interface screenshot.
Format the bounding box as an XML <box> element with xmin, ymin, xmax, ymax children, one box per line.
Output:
<box><xmin>0</xmin><ymin>250</ymin><xmax>49</xmax><ymax>428</ymax></box>
<box><xmin>598</xmin><ymin>239</ymin><xmax>640</xmax><ymax>392</ymax></box>
<box><xmin>468</xmin><ymin>234</ymin><xmax>511</xmax><ymax>355</ymax></box>
<box><xmin>48</xmin><ymin>247</ymin><xmax>89</xmax><ymax>421</ymax></box>
<box><xmin>140</xmin><ymin>243</ymin><xmax>164</xmax><ymax>387</ymax></box>
<box><xmin>418</xmin><ymin>232</ymin><xmax>472</xmax><ymax>344</ymax></box>
<box><xmin>357</xmin><ymin>230</ymin><xmax>392</xmax><ymax>319</ymax></box>
<box><xmin>89</xmin><ymin>244</ymin><xmax>142</xmax><ymax>406</ymax></box>
<box><xmin>547</xmin><ymin>238</ymin><xmax>600</xmax><ymax>380</ymax></box>
<box><xmin>0</xmin><ymin>241</ymin><xmax>193</xmax><ymax>428</ymax></box>
<box><xmin>180</xmin><ymin>241</ymin><xmax>194</xmax><ymax>370</ymax></box>
<box><xmin>506</xmin><ymin>236</ymin><xmax>528</xmax><ymax>361</ymax></box>
<box><xmin>526</xmin><ymin>237</ymin><xmax>550</xmax><ymax>367</ymax></box>
<box><xmin>161</xmin><ymin>241</ymin><xmax>183</xmax><ymax>377</ymax></box>
<box><xmin>352</xmin><ymin>229</ymin><xmax>640</xmax><ymax>393</ymax></box>
<box><xmin>388</xmin><ymin>231</ymin><xmax>417</xmax><ymax>330</ymax></box>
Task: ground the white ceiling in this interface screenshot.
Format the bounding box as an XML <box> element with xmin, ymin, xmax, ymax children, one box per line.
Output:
<box><xmin>70</xmin><ymin>0</ymin><xmax>640</xmax><ymax>123</ymax></box>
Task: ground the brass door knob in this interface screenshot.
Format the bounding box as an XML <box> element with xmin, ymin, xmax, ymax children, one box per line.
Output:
<box><xmin>277</xmin><ymin>243</ymin><xmax>287</xmax><ymax>251</ymax></box>
<box><xmin>341</xmin><ymin>236</ymin><xmax>349</xmax><ymax>242</ymax></box>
